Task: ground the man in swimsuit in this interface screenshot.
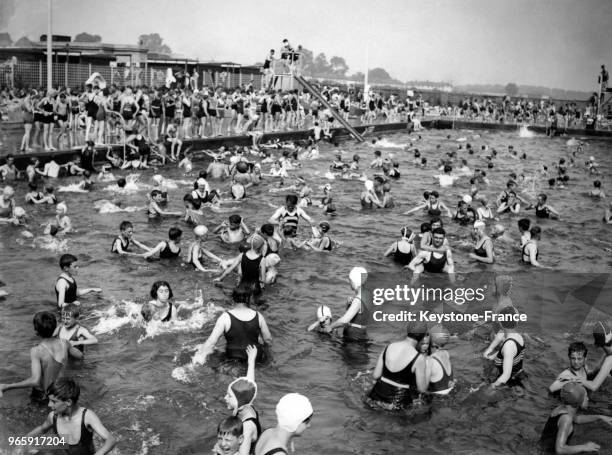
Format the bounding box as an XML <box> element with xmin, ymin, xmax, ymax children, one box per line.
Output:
<box><xmin>254</xmin><ymin>393</ymin><xmax>313</xmax><ymax>455</ymax></box>
<box><xmin>407</xmin><ymin>228</ymin><xmax>455</xmax><ymax>283</ymax></box>
<box><xmin>55</xmin><ymin>254</ymin><xmax>101</xmax><ymax>309</ymax></box>
<box><xmin>522</xmin><ymin>226</ymin><xmax>543</xmax><ymax>267</ymax></box>
<box><xmin>0</xmin><ymin>311</ymin><xmax>83</xmax><ymax>400</ymax></box>
<box><xmin>25</xmin><ymin>377</ymin><xmax>116</xmax><ymax>454</ymax></box>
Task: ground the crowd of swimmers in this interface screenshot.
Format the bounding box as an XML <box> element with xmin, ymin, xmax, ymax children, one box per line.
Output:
<box><xmin>1</xmin><ymin>122</ymin><xmax>611</xmax><ymax>454</ymax></box>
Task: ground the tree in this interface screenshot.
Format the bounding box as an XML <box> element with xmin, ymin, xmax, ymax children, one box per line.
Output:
<box><xmin>312</xmin><ymin>53</ymin><xmax>331</xmax><ymax>76</ymax></box>
<box><xmin>138</xmin><ymin>33</ymin><xmax>172</xmax><ymax>56</ymax></box>
<box><xmin>74</xmin><ymin>32</ymin><xmax>102</xmax><ymax>43</ymax></box>
<box><xmin>505</xmin><ymin>82</ymin><xmax>519</xmax><ymax>97</ymax></box>
<box><xmin>299</xmin><ymin>47</ymin><xmax>314</xmax><ymax>76</ymax></box>
<box><xmin>329</xmin><ymin>56</ymin><xmax>349</xmax><ymax>78</ymax></box>
<box><xmin>368</xmin><ymin>68</ymin><xmax>393</xmax><ymax>83</ymax></box>
<box><xmin>350</xmin><ymin>71</ymin><xmax>365</xmax><ymax>81</ymax></box>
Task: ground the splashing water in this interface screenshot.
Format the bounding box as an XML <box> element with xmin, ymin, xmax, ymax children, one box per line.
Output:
<box><xmin>58</xmin><ymin>182</ymin><xmax>88</xmax><ymax>193</ymax></box>
<box><xmin>103</xmin><ymin>174</ymin><xmax>150</xmax><ymax>194</ymax></box>
<box><xmin>518</xmin><ymin>125</ymin><xmax>535</xmax><ymax>138</ymax></box>
<box><xmin>94</xmin><ymin>200</ymin><xmax>144</xmax><ymax>214</ymax></box>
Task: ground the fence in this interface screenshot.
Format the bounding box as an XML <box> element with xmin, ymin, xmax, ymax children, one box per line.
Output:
<box><xmin>7</xmin><ymin>60</ymin><xmax>265</xmax><ymax>91</ymax></box>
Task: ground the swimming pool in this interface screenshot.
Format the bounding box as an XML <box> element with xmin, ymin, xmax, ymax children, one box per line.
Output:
<box><xmin>1</xmin><ymin>127</ymin><xmax>611</xmax><ymax>454</ymax></box>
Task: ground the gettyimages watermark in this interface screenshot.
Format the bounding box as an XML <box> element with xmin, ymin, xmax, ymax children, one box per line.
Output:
<box><xmin>361</xmin><ymin>272</ymin><xmax>612</xmax><ymax>336</ymax></box>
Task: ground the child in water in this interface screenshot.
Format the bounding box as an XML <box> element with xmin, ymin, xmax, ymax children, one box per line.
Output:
<box><xmin>54</xmin><ymin>303</ymin><xmax>98</xmax><ymax>357</ymax></box>
<box><xmin>214</xmin><ymin>214</ymin><xmax>251</xmax><ymax>244</ymax></box>
<box><xmin>307</xmin><ymin>305</ymin><xmax>332</xmax><ymax>333</ymax></box>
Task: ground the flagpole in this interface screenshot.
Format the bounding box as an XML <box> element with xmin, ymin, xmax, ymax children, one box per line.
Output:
<box><xmin>47</xmin><ymin>0</ymin><xmax>52</xmax><ymax>91</ymax></box>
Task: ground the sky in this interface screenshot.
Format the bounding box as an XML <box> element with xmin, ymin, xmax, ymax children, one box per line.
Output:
<box><xmin>1</xmin><ymin>0</ymin><xmax>611</xmax><ymax>91</ymax></box>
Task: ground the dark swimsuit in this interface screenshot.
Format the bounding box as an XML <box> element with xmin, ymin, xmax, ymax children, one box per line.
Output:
<box><xmin>393</xmin><ymin>241</ymin><xmax>413</xmax><ymax>265</ymax></box>
<box><xmin>539</xmin><ymin>410</ymin><xmax>572</xmax><ymax>454</ymax></box>
<box><xmin>424</xmin><ymin>251</ymin><xmax>447</xmax><ymax>273</ymax></box>
<box><xmin>344</xmin><ymin>296</ymin><xmax>370</xmax><ymax>341</ymax></box>
<box><xmin>494</xmin><ymin>338</ymin><xmax>525</xmax><ymax>385</ymax></box>
<box><xmin>239</xmin><ymin>405</ymin><xmax>261</xmax><ymax>454</ymax></box>
<box><xmin>53</xmin><ymin>408</ymin><xmax>95</xmax><ymax>455</ymax></box>
<box><xmin>158</xmin><ymin>242</ymin><xmax>180</xmax><ymax>259</ymax></box>
<box><xmin>240</xmin><ymin>253</ymin><xmax>263</xmax><ymax>296</ymax></box>
<box><xmin>111</xmin><ymin>236</ymin><xmax>130</xmax><ymax>253</ymax></box>
<box><xmin>535</xmin><ymin>204</ymin><xmax>551</xmax><ymax>219</ymax></box>
<box><xmin>55</xmin><ymin>275</ymin><xmax>78</xmax><ymax>306</ymax></box>
<box><xmin>474</xmin><ymin>239</ymin><xmax>491</xmax><ymax>258</ymax></box>
<box><xmin>522</xmin><ymin>241</ymin><xmax>539</xmax><ymax>263</ymax></box>
<box><xmin>428</xmin><ymin>355</ymin><xmax>453</xmax><ymax>393</ymax></box>
<box><xmin>369</xmin><ymin>347</ymin><xmax>421</xmax><ymax>409</ymax></box>
<box><xmin>224</xmin><ymin>311</ymin><xmax>262</xmax><ymax>360</ymax></box>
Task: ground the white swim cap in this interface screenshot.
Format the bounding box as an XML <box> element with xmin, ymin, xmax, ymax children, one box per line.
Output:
<box><xmin>462</xmin><ymin>195</ymin><xmax>472</xmax><ymax>204</ymax></box>
<box><xmin>56</xmin><ymin>202</ymin><xmax>67</xmax><ymax>214</ymax></box>
<box><xmin>316</xmin><ymin>304</ymin><xmax>332</xmax><ymax>322</ymax></box>
<box><xmin>473</xmin><ymin>220</ymin><xmax>485</xmax><ymax>229</ymax></box>
<box><xmin>276</xmin><ymin>393</ymin><xmax>313</xmax><ymax>433</ymax></box>
<box><xmin>364</xmin><ymin>180</ymin><xmax>374</xmax><ymax>191</ymax></box>
<box><xmin>152</xmin><ymin>174</ymin><xmax>163</xmax><ymax>184</ymax></box>
<box><xmin>193</xmin><ymin>225</ymin><xmax>208</xmax><ymax>237</ymax></box>
<box><xmin>494</xmin><ymin>223</ymin><xmax>505</xmax><ymax>233</ymax></box>
<box><xmin>590</xmin><ymin>156</ymin><xmax>595</xmax><ymax>161</ymax></box>
<box><xmin>13</xmin><ymin>206</ymin><xmax>26</xmax><ymax>217</ymax></box>
<box><xmin>196</xmin><ymin>178</ymin><xmax>207</xmax><ymax>187</ymax></box>
<box><xmin>265</xmin><ymin>253</ymin><xmax>281</xmax><ymax>267</ymax></box>
<box><xmin>349</xmin><ymin>266</ymin><xmax>367</xmax><ymax>288</ymax></box>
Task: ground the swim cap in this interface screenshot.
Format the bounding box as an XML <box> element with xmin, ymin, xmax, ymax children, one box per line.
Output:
<box><xmin>590</xmin><ymin>156</ymin><xmax>595</xmax><ymax>161</ymax></box>
<box><xmin>462</xmin><ymin>195</ymin><xmax>472</xmax><ymax>204</ymax></box>
<box><xmin>364</xmin><ymin>180</ymin><xmax>374</xmax><ymax>191</ymax></box>
<box><xmin>316</xmin><ymin>304</ymin><xmax>332</xmax><ymax>322</ymax></box>
<box><xmin>196</xmin><ymin>178</ymin><xmax>207</xmax><ymax>187</ymax></box>
<box><xmin>349</xmin><ymin>266</ymin><xmax>367</xmax><ymax>288</ymax></box>
<box><xmin>13</xmin><ymin>206</ymin><xmax>26</xmax><ymax>217</ymax></box>
<box><xmin>319</xmin><ymin>221</ymin><xmax>330</xmax><ymax>232</ymax></box>
<box><xmin>275</xmin><ymin>393</ymin><xmax>313</xmax><ymax>433</ymax></box>
<box><xmin>494</xmin><ymin>224</ymin><xmax>505</xmax><ymax>234</ymax></box>
<box><xmin>56</xmin><ymin>202</ymin><xmax>67</xmax><ymax>214</ymax></box>
<box><xmin>250</xmin><ymin>234</ymin><xmax>265</xmax><ymax>251</ymax></box>
<box><xmin>593</xmin><ymin>321</ymin><xmax>611</xmax><ymax>347</ymax></box>
<box><xmin>406</xmin><ymin>321</ymin><xmax>428</xmax><ymax>342</ymax></box>
<box><xmin>429</xmin><ymin>324</ymin><xmax>450</xmax><ymax>347</ymax></box>
<box><xmin>236</xmin><ymin>162</ymin><xmax>249</xmax><ymax>173</ymax></box>
<box><xmin>473</xmin><ymin>220</ymin><xmax>485</xmax><ymax>229</ymax></box>
<box><xmin>353</xmin><ymin>154</ymin><xmax>360</xmax><ymax>161</ymax></box>
<box><xmin>324</xmin><ymin>183</ymin><xmax>332</xmax><ymax>192</ymax></box>
<box><xmin>265</xmin><ymin>253</ymin><xmax>281</xmax><ymax>267</ymax></box>
<box><xmin>193</xmin><ymin>225</ymin><xmax>208</xmax><ymax>237</ymax></box>
<box><xmin>152</xmin><ymin>174</ymin><xmax>163</xmax><ymax>184</ymax></box>
<box><xmin>228</xmin><ymin>377</ymin><xmax>257</xmax><ymax>415</ymax></box>
<box><xmin>559</xmin><ymin>382</ymin><xmax>587</xmax><ymax>408</ymax></box>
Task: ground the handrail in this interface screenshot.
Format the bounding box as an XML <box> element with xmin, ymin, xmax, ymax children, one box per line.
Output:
<box><xmin>293</xmin><ymin>74</ymin><xmax>365</xmax><ymax>142</ymax></box>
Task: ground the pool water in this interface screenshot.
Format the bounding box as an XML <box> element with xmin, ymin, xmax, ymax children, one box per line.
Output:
<box><xmin>1</xmin><ymin>128</ymin><xmax>612</xmax><ymax>454</ymax></box>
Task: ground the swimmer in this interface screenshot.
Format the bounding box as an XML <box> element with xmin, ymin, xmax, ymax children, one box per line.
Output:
<box><xmin>539</xmin><ymin>382</ymin><xmax>612</xmax><ymax>454</ymax></box>
<box><xmin>408</xmin><ymin>228</ymin><xmax>455</xmax><ymax>282</ymax></box>
<box><xmin>522</xmin><ymin>226</ymin><xmax>544</xmax><ymax>267</ymax></box>
<box><xmin>0</xmin><ymin>186</ymin><xmax>15</xmax><ymax>218</ymax></box>
<box><xmin>25</xmin><ymin>182</ymin><xmax>46</xmax><ymax>205</ymax></box>
<box><xmin>54</xmin><ymin>304</ymin><xmax>98</xmax><ymax>356</ymax></box>
<box><xmin>404</xmin><ymin>191</ymin><xmax>452</xmax><ymax>218</ymax></box>
<box><xmin>476</xmin><ymin>198</ymin><xmax>495</xmax><ymax>221</ymax></box>
<box><xmin>214</xmin><ymin>214</ymin><xmax>251</xmax><ymax>244</ymax></box>
<box><xmin>187</xmin><ymin>226</ymin><xmax>224</xmax><ymax>272</ymax></box>
<box><xmin>262</xmin><ymin>253</ymin><xmax>281</xmax><ymax>284</ymax></box>
<box><xmin>384</xmin><ymin>227</ymin><xmax>417</xmax><ymax>266</ymax></box>
<box><xmin>55</xmin><ymin>254</ymin><xmax>101</xmax><ymax>309</ymax></box>
<box><xmin>435</xmin><ymin>164</ymin><xmax>460</xmax><ymax>187</ymax></box>
<box><xmin>79</xmin><ymin>171</ymin><xmax>94</xmax><ymax>191</ymax></box>
<box><xmin>141</xmin><ymin>281</ymin><xmax>177</xmax><ymax>322</ymax></box>
<box><xmin>380</xmin><ymin>183</ymin><xmax>394</xmax><ymax>208</ymax></box>
<box><xmin>453</xmin><ymin>197</ymin><xmax>477</xmax><ymax>226</ymax></box>
<box><xmin>298</xmin><ymin>221</ymin><xmax>333</xmax><ymax>252</ymax></box>
<box><xmin>254</xmin><ymin>393</ymin><xmax>313</xmax><ymax>455</ymax></box>
<box><xmin>367</xmin><ymin>321</ymin><xmax>428</xmax><ymax>410</ymax></box>
<box><xmin>45</xmin><ymin>202</ymin><xmax>72</xmax><ymax>235</ymax></box>
<box><xmin>183</xmin><ymin>195</ymin><xmax>204</xmax><ymax>225</ymax></box>
<box><xmin>325</xmin><ymin>267</ymin><xmax>370</xmax><ymax>341</ymax></box>
<box><xmin>496</xmin><ymin>191</ymin><xmax>522</xmax><ymax>215</ymax></box>
<box><xmin>269</xmin><ymin>194</ymin><xmax>315</xmax><ymax>239</ymax></box>
<box><xmin>148</xmin><ymin>190</ymin><xmax>182</xmax><ymax>218</ymax></box>
<box><xmin>419</xmin><ymin>218</ymin><xmax>450</xmax><ymax>252</ymax></box>
<box><xmin>469</xmin><ymin>220</ymin><xmax>494</xmax><ymax>264</ymax></box>
<box><xmin>213</xmin><ymin>416</ymin><xmax>244</xmax><ymax>455</ymax></box>
<box><xmin>360</xmin><ymin>180</ymin><xmax>382</xmax><ymax>208</ymax></box>
<box><xmin>370</xmin><ymin>150</ymin><xmax>383</xmax><ymax>169</ymax></box>
<box><xmin>578</xmin><ymin>322</ymin><xmax>612</xmax><ymax>392</ymax></box>
<box><xmin>483</xmin><ymin>306</ymin><xmax>525</xmax><ymax>387</ymax></box>
<box><xmin>307</xmin><ymin>305</ymin><xmax>332</xmax><ymax>333</ymax></box>
<box><xmin>22</xmin><ymin>378</ymin><xmax>117</xmax><ymax>453</ymax></box>
<box><xmin>604</xmin><ymin>202</ymin><xmax>612</xmax><ymax>224</ymax></box>
<box><xmin>517</xmin><ymin>218</ymin><xmax>531</xmax><ymax>247</ymax></box>
<box><xmin>330</xmin><ymin>151</ymin><xmax>344</xmax><ymax>170</ymax></box>
<box><xmin>589</xmin><ymin>180</ymin><xmax>605</xmax><ymax>198</ymax></box>
<box><xmin>111</xmin><ymin>221</ymin><xmax>151</xmax><ymax>256</ymax></box>
<box><xmin>525</xmin><ymin>194</ymin><xmax>560</xmax><ymax>220</ymax></box>
<box><xmin>0</xmin><ymin>312</ymin><xmax>83</xmax><ymax>400</ymax></box>
<box><xmin>426</xmin><ymin>324</ymin><xmax>454</xmax><ymax>395</ymax></box>
<box><xmin>178</xmin><ymin>149</ymin><xmax>193</xmax><ymax>173</ymax></box>
<box><xmin>143</xmin><ymin>227</ymin><xmax>182</xmax><ymax>260</ymax></box>
<box><xmin>215</xmin><ymin>237</ymin><xmax>266</xmax><ymax>304</ymax></box>
<box><xmin>549</xmin><ymin>342</ymin><xmax>593</xmax><ymax>393</ymax></box>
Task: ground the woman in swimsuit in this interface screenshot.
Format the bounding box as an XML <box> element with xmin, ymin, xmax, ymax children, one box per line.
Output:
<box><xmin>384</xmin><ymin>226</ymin><xmax>417</xmax><ymax>266</ymax></box>
<box><xmin>469</xmin><ymin>220</ymin><xmax>494</xmax><ymax>264</ymax></box>
<box><xmin>141</xmin><ymin>281</ymin><xmax>176</xmax><ymax>323</ymax></box>
<box><xmin>24</xmin><ymin>377</ymin><xmax>116</xmax><ymax>454</ymax></box>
